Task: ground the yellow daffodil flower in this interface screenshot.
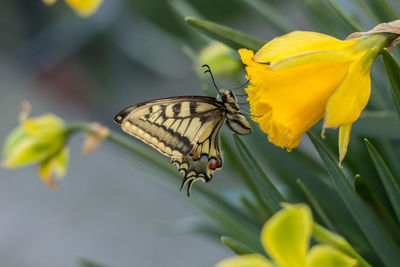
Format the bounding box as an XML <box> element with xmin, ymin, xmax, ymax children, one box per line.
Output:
<box><xmin>239</xmin><ymin>31</ymin><xmax>392</xmax><ymax>163</ymax></box>
<box><xmin>2</xmin><ymin>104</ymin><xmax>69</xmax><ymax>188</ymax></box>
<box><xmin>42</xmin><ymin>0</ymin><xmax>103</xmax><ymax>17</ymax></box>
<box><xmin>216</xmin><ymin>204</ymin><xmax>357</xmax><ymax>267</ymax></box>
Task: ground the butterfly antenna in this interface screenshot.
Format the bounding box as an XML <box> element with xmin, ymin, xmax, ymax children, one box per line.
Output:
<box><xmin>235</xmin><ymin>93</ymin><xmax>249</xmax><ymax>97</ymax></box>
<box><xmin>202</xmin><ymin>64</ymin><xmax>220</xmax><ymax>93</ymax></box>
<box><xmin>231</xmin><ymin>79</ymin><xmax>250</xmax><ymax>91</ymax></box>
<box><xmin>240</xmin><ymin>110</ymin><xmax>262</xmax><ymax>119</ymax></box>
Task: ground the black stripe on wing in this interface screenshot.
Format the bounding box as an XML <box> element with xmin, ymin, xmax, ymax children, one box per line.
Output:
<box><xmin>113</xmin><ymin>96</ymin><xmax>222</xmax><ymax>124</ymax></box>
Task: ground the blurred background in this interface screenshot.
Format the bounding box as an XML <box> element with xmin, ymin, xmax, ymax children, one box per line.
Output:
<box><xmin>0</xmin><ymin>0</ymin><xmax>399</xmax><ymax>266</ymax></box>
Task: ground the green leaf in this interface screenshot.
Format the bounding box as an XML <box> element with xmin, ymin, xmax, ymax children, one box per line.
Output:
<box><xmin>77</xmin><ymin>258</ymin><xmax>108</xmax><ymax>267</ymax></box>
<box><xmin>371</xmin><ymin>139</ymin><xmax>400</xmax><ymax>183</ymax></box>
<box><xmin>297</xmin><ymin>179</ymin><xmax>336</xmax><ymax>231</ymax></box>
<box><xmin>195</xmin><ymin>199</ymin><xmax>264</xmax><ymax>254</ymax></box>
<box><xmin>233</xmin><ymin>134</ymin><xmax>284</xmax><ymax>214</ymax></box>
<box><xmin>238</xmin><ymin>0</ymin><xmax>294</xmax><ymax>34</ymax></box>
<box><xmin>221</xmin><ymin>236</ymin><xmax>256</xmax><ymax>255</ymax></box>
<box><xmin>362</xmin><ymin>0</ymin><xmax>398</xmax><ymax>22</ymax></box>
<box><xmin>312</xmin><ymin>224</ymin><xmax>372</xmax><ymax>267</ymax></box>
<box><xmin>382</xmin><ymin>49</ymin><xmax>400</xmax><ymax>116</ymax></box>
<box><xmin>240</xmin><ymin>194</ymin><xmax>270</xmax><ymax>224</ymax></box>
<box><xmin>327</xmin><ymin>0</ymin><xmax>363</xmax><ymax>32</ymax></box>
<box><xmin>250</xmin><ymin>127</ymin><xmax>327</xmax><ymax>199</ymax></box>
<box><xmin>222</xmin><ymin>135</ymin><xmax>272</xmax><ymax>213</ymax></box>
<box><xmin>185</xmin><ymin>17</ymin><xmax>263</xmax><ymax>51</ymax></box>
<box><xmin>353</xmin><ymin>111</ymin><xmax>400</xmax><ymax>139</ymax></box>
<box><xmin>168</xmin><ymin>0</ymin><xmax>210</xmax><ymax>45</ymax></box>
<box><xmin>193</xmin><ymin>183</ymin><xmax>260</xmax><ymax>229</ymax></box>
<box><xmin>308</xmin><ymin>132</ymin><xmax>400</xmax><ymax>266</ymax></box>
<box><xmin>364</xmin><ymin>139</ymin><xmax>400</xmax><ymax>225</ymax></box>
<box><xmin>157</xmin><ymin>217</ymin><xmax>222</xmax><ymax>240</ymax></box>
<box><xmin>354</xmin><ymin>175</ymin><xmax>400</xmax><ymax>241</ymax></box>
<box><xmin>221</xmin><ymin>135</ymin><xmax>257</xmax><ymax>189</ymax></box>
<box><xmin>305</xmin><ymin>0</ymin><xmax>353</xmax><ymax>36</ymax></box>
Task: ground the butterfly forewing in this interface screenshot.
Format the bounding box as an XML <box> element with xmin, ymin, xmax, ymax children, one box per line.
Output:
<box><xmin>114</xmin><ymin>96</ymin><xmax>224</xmax><ymax>158</ymax></box>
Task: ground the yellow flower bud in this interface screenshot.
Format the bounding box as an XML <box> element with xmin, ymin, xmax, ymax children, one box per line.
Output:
<box><xmin>2</xmin><ymin>108</ymin><xmax>69</xmax><ymax>188</ymax></box>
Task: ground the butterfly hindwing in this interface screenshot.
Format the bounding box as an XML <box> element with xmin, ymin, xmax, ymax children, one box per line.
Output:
<box><xmin>172</xmin><ymin>116</ymin><xmax>225</xmax><ymax>196</ymax></box>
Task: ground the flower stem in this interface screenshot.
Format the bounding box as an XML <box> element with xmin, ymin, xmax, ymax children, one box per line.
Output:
<box><xmin>66</xmin><ymin>122</ymin><xmax>256</xmax><ymax>226</ymax></box>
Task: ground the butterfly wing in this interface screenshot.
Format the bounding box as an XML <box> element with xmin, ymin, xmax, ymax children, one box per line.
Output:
<box><xmin>172</xmin><ymin>115</ymin><xmax>225</xmax><ymax>196</ymax></box>
<box><xmin>114</xmin><ymin>96</ymin><xmax>224</xmax><ymax>158</ymax></box>
<box><xmin>114</xmin><ymin>96</ymin><xmax>227</xmax><ymax>195</ymax></box>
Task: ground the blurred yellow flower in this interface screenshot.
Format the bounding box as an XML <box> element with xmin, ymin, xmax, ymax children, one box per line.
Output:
<box><xmin>239</xmin><ymin>31</ymin><xmax>390</xmax><ymax>163</ymax></box>
<box><xmin>42</xmin><ymin>0</ymin><xmax>57</xmax><ymax>4</ymax></box>
<box><xmin>2</xmin><ymin>103</ymin><xmax>69</xmax><ymax>188</ymax></box>
<box><xmin>216</xmin><ymin>204</ymin><xmax>357</xmax><ymax>267</ymax></box>
<box><xmin>42</xmin><ymin>0</ymin><xmax>103</xmax><ymax>17</ymax></box>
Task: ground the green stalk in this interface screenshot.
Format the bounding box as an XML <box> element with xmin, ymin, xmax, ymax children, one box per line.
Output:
<box><xmin>66</xmin><ymin>122</ymin><xmax>257</xmax><ymax>227</ymax></box>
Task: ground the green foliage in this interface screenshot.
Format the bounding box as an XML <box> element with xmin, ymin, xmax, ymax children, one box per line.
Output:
<box><xmin>140</xmin><ymin>1</ymin><xmax>400</xmax><ymax>266</ymax></box>
<box><xmin>309</xmin><ymin>133</ymin><xmax>400</xmax><ymax>266</ymax></box>
<box><xmin>82</xmin><ymin>1</ymin><xmax>400</xmax><ymax>260</ymax></box>
<box><xmin>382</xmin><ymin>48</ymin><xmax>400</xmax><ymax>115</ymax></box>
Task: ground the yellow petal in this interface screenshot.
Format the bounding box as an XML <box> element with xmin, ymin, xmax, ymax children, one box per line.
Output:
<box><xmin>338</xmin><ymin>124</ymin><xmax>352</xmax><ymax>167</ymax></box>
<box><xmin>65</xmin><ymin>0</ymin><xmax>103</xmax><ymax>17</ymax></box>
<box><xmin>215</xmin><ymin>254</ymin><xmax>274</xmax><ymax>267</ymax></box>
<box><xmin>261</xmin><ymin>203</ymin><xmax>312</xmax><ymax>267</ymax></box>
<box><xmin>324</xmin><ymin>59</ymin><xmax>371</xmax><ymax>127</ymax></box>
<box><xmin>23</xmin><ymin>113</ymin><xmax>66</xmax><ymax>139</ymax></box>
<box><xmin>2</xmin><ymin>138</ymin><xmax>54</xmax><ymax>168</ymax></box>
<box><xmin>240</xmin><ymin>49</ymin><xmax>351</xmax><ymax>150</ymax></box>
<box><xmin>3</xmin><ymin>126</ymin><xmax>28</xmax><ymax>158</ymax></box>
<box><xmin>254</xmin><ymin>31</ymin><xmax>358</xmax><ymax>64</ymax></box>
<box><xmin>39</xmin><ymin>148</ymin><xmax>69</xmax><ymax>188</ymax></box>
<box><xmin>271</xmin><ymin>51</ymin><xmax>353</xmax><ymax>71</ymax></box>
<box><xmin>307</xmin><ymin>245</ymin><xmax>357</xmax><ymax>267</ymax></box>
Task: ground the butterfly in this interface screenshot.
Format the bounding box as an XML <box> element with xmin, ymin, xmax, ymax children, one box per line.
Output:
<box><xmin>113</xmin><ymin>65</ymin><xmax>252</xmax><ymax>196</ymax></box>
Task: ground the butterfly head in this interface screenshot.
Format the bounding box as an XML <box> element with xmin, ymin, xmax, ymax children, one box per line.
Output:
<box><xmin>217</xmin><ymin>89</ymin><xmax>237</xmax><ymax>104</ymax></box>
